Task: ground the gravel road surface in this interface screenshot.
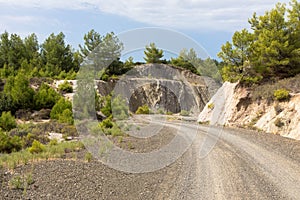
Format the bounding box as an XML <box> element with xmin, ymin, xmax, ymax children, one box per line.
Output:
<box><xmin>1</xmin><ymin>120</ymin><xmax>299</xmax><ymax>199</ymax></box>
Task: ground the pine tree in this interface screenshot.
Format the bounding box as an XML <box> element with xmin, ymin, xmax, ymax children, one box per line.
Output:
<box><xmin>41</xmin><ymin>32</ymin><xmax>75</xmax><ymax>76</ymax></box>
<box><xmin>288</xmin><ymin>0</ymin><xmax>300</xmax><ymax>74</ymax></box>
<box><xmin>144</xmin><ymin>43</ymin><xmax>163</xmax><ymax>63</ymax></box>
<box><xmin>79</xmin><ymin>29</ymin><xmax>102</xmax><ymax>58</ymax></box>
<box><xmin>249</xmin><ymin>3</ymin><xmax>291</xmax><ymax>77</ymax></box>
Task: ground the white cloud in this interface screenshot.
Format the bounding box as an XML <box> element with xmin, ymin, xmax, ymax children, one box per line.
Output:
<box><xmin>0</xmin><ymin>0</ymin><xmax>291</xmax><ymax>32</ymax></box>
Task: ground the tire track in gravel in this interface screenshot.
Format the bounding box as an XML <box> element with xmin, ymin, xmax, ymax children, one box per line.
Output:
<box><xmin>155</xmin><ymin>122</ymin><xmax>300</xmax><ymax>199</ymax></box>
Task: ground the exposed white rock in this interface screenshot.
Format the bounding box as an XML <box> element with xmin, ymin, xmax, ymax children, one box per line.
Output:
<box><xmin>198</xmin><ymin>82</ymin><xmax>300</xmax><ymax>140</ymax></box>
<box><xmin>198</xmin><ymin>81</ymin><xmax>239</xmax><ymax>125</ymax></box>
<box><xmin>48</xmin><ymin>132</ymin><xmax>64</xmax><ymax>142</ymax></box>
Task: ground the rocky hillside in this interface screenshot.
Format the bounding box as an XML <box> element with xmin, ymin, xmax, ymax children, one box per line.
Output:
<box><xmin>198</xmin><ymin>80</ymin><xmax>300</xmax><ymax>140</ymax></box>
<box><xmin>112</xmin><ymin>64</ymin><xmax>220</xmax><ymax>114</ymax></box>
<box><xmin>56</xmin><ymin>64</ymin><xmax>221</xmax><ymax>115</ymax></box>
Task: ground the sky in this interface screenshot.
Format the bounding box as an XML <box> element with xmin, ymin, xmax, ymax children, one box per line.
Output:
<box><xmin>0</xmin><ymin>0</ymin><xmax>290</xmax><ymax>60</ymax></box>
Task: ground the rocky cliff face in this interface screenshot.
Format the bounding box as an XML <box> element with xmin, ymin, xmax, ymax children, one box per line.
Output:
<box><xmin>54</xmin><ymin>64</ymin><xmax>221</xmax><ymax>116</ymax></box>
<box><xmin>98</xmin><ymin>64</ymin><xmax>221</xmax><ymax>115</ymax></box>
<box><xmin>198</xmin><ymin>82</ymin><xmax>300</xmax><ymax>140</ymax></box>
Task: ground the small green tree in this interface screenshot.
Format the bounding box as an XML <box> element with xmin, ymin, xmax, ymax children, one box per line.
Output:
<box><xmin>29</xmin><ymin>140</ymin><xmax>45</xmax><ymax>154</ymax></box>
<box><xmin>4</xmin><ymin>71</ymin><xmax>35</xmax><ymax>109</ymax></box>
<box><xmin>0</xmin><ymin>92</ymin><xmax>14</xmax><ymax>113</ymax></box>
<box><xmin>171</xmin><ymin>56</ymin><xmax>199</xmax><ymax>75</ymax></box>
<box><xmin>0</xmin><ymin>111</ymin><xmax>17</xmax><ymax>131</ymax></box>
<box><xmin>41</xmin><ymin>32</ymin><xmax>76</xmax><ymax>75</ymax></box>
<box><xmin>0</xmin><ymin>131</ymin><xmax>22</xmax><ymax>153</ymax></box>
<box><xmin>79</xmin><ymin>29</ymin><xmax>102</xmax><ymax>58</ymax></box>
<box><xmin>144</xmin><ymin>43</ymin><xmax>164</xmax><ymax>63</ymax></box>
<box><xmin>34</xmin><ymin>83</ymin><xmax>60</xmax><ymax>110</ymax></box>
<box><xmin>50</xmin><ymin>98</ymin><xmax>73</xmax><ymax>122</ymax></box>
<box><xmin>58</xmin><ymin>109</ymin><xmax>74</xmax><ymax>125</ymax></box>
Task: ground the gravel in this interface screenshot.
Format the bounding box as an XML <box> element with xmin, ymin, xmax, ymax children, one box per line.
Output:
<box><xmin>1</xmin><ymin>123</ymin><xmax>300</xmax><ymax>199</ymax></box>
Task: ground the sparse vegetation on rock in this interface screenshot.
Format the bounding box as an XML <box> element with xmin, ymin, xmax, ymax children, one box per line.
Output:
<box><xmin>274</xmin><ymin>89</ymin><xmax>290</xmax><ymax>101</ymax></box>
<box><xmin>136</xmin><ymin>105</ymin><xmax>150</xmax><ymax>114</ymax></box>
<box><xmin>58</xmin><ymin>81</ymin><xmax>73</xmax><ymax>93</ymax></box>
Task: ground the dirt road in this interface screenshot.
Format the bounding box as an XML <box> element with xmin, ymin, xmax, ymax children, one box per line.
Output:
<box><xmin>153</xmin><ymin>122</ymin><xmax>300</xmax><ymax>199</ymax></box>
<box><xmin>1</xmin><ymin>121</ymin><xmax>300</xmax><ymax>199</ymax></box>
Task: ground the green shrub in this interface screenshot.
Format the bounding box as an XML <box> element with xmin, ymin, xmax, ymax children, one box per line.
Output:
<box><xmin>101</xmin><ymin>73</ymin><xmax>109</xmax><ymax>81</ymax></box>
<box><xmin>49</xmin><ymin>139</ymin><xmax>58</xmax><ymax>146</ymax></box>
<box><xmin>9</xmin><ymin>175</ymin><xmax>23</xmax><ymax>189</ymax></box>
<box><xmin>9</xmin><ymin>173</ymin><xmax>34</xmax><ymax>190</ymax></box>
<box><xmin>85</xmin><ymin>152</ymin><xmax>92</xmax><ymax>162</ymax></box>
<box><xmin>0</xmin><ymin>131</ymin><xmax>22</xmax><ymax>153</ymax></box>
<box><xmin>110</xmin><ymin>124</ymin><xmax>123</xmax><ymax>137</ymax></box>
<box><xmin>0</xmin><ymin>92</ymin><xmax>14</xmax><ymax>113</ymax></box>
<box><xmin>157</xmin><ymin>109</ymin><xmax>164</xmax><ymax>114</ymax></box>
<box><xmin>0</xmin><ymin>111</ymin><xmax>17</xmax><ymax>131</ymax></box>
<box><xmin>58</xmin><ymin>109</ymin><xmax>74</xmax><ymax>125</ymax></box>
<box><xmin>274</xmin><ymin>89</ymin><xmax>290</xmax><ymax>101</ymax></box>
<box><xmin>166</xmin><ymin>111</ymin><xmax>173</xmax><ymax>115</ymax></box>
<box><xmin>21</xmin><ymin>132</ymin><xmax>49</xmax><ymax>148</ymax></box>
<box><xmin>207</xmin><ymin>103</ymin><xmax>215</xmax><ymax>110</ymax></box>
<box><xmin>4</xmin><ymin>72</ymin><xmax>35</xmax><ymax>110</ymax></box>
<box><xmin>100</xmin><ymin>117</ymin><xmax>113</xmax><ymax>129</ymax></box>
<box><xmin>29</xmin><ymin>140</ymin><xmax>46</xmax><ymax>154</ymax></box>
<box><xmin>136</xmin><ymin>105</ymin><xmax>150</xmax><ymax>114</ymax></box>
<box><xmin>58</xmin><ymin>81</ymin><xmax>73</xmax><ymax>93</ymax></box>
<box><xmin>180</xmin><ymin>110</ymin><xmax>190</xmax><ymax>116</ymax></box>
<box><xmin>50</xmin><ymin>98</ymin><xmax>73</xmax><ymax>123</ymax></box>
<box><xmin>57</xmin><ymin>70</ymin><xmax>77</xmax><ymax>80</ymax></box>
<box><xmin>100</xmin><ymin>95</ymin><xmax>112</xmax><ymax>117</ymax></box>
<box><xmin>61</xmin><ymin>125</ymin><xmax>78</xmax><ymax>137</ymax></box>
<box><xmin>34</xmin><ymin>83</ymin><xmax>60</xmax><ymax>110</ymax></box>
<box><xmin>99</xmin><ymin>117</ymin><xmax>124</xmax><ymax>136</ymax></box>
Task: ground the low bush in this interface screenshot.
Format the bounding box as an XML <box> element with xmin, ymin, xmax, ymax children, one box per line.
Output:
<box><xmin>100</xmin><ymin>117</ymin><xmax>113</xmax><ymax>129</ymax></box>
<box><xmin>99</xmin><ymin>117</ymin><xmax>124</xmax><ymax>136</ymax></box>
<box><xmin>252</xmin><ymin>75</ymin><xmax>300</xmax><ymax>101</ymax></box>
<box><xmin>57</xmin><ymin>70</ymin><xmax>77</xmax><ymax>80</ymax></box>
<box><xmin>0</xmin><ymin>131</ymin><xmax>22</xmax><ymax>153</ymax></box>
<box><xmin>136</xmin><ymin>104</ymin><xmax>150</xmax><ymax>114</ymax></box>
<box><xmin>166</xmin><ymin>111</ymin><xmax>173</xmax><ymax>115</ymax></box>
<box><xmin>9</xmin><ymin>175</ymin><xmax>23</xmax><ymax>189</ymax></box>
<box><xmin>157</xmin><ymin>109</ymin><xmax>164</xmax><ymax>114</ymax></box>
<box><xmin>274</xmin><ymin>102</ymin><xmax>283</xmax><ymax>115</ymax></box>
<box><xmin>50</xmin><ymin>98</ymin><xmax>73</xmax><ymax>124</ymax></box>
<box><xmin>101</xmin><ymin>73</ymin><xmax>109</xmax><ymax>81</ymax></box>
<box><xmin>58</xmin><ymin>109</ymin><xmax>74</xmax><ymax>125</ymax></box>
<box><xmin>0</xmin><ymin>141</ymin><xmax>84</xmax><ymax>170</ymax></box>
<box><xmin>207</xmin><ymin>103</ymin><xmax>214</xmax><ymax>110</ymax></box>
<box><xmin>34</xmin><ymin>83</ymin><xmax>60</xmax><ymax>110</ymax></box>
<box><xmin>100</xmin><ymin>95</ymin><xmax>112</xmax><ymax>117</ymax></box>
<box><xmin>9</xmin><ymin>173</ymin><xmax>34</xmax><ymax>190</ymax></box>
<box><xmin>274</xmin><ymin>89</ymin><xmax>290</xmax><ymax>101</ymax></box>
<box><xmin>28</xmin><ymin>140</ymin><xmax>46</xmax><ymax>154</ymax></box>
<box><xmin>0</xmin><ymin>111</ymin><xmax>17</xmax><ymax>131</ymax></box>
<box><xmin>58</xmin><ymin>81</ymin><xmax>73</xmax><ymax>93</ymax></box>
<box><xmin>61</xmin><ymin>125</ymin><xmax>78</xmax><ymax>137</ymax></box>
<box><xmin>180</xmin><ymin>110</ymin><xmax>190</xmax><ymax>116</ymax></box>
<box><xmin>49</xmin><ymin>139</ymin><xmax>58</xmax><ymax>146</ymax></box>
<box><xmin>110</xmin><ymin>124</ymin><xmax>123</xmax><ymax>137</ymax></box>
<box><xmin>85</xmin><ymin>152</ymin><xmax>92</xmax><ymax>162</ymax></box>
